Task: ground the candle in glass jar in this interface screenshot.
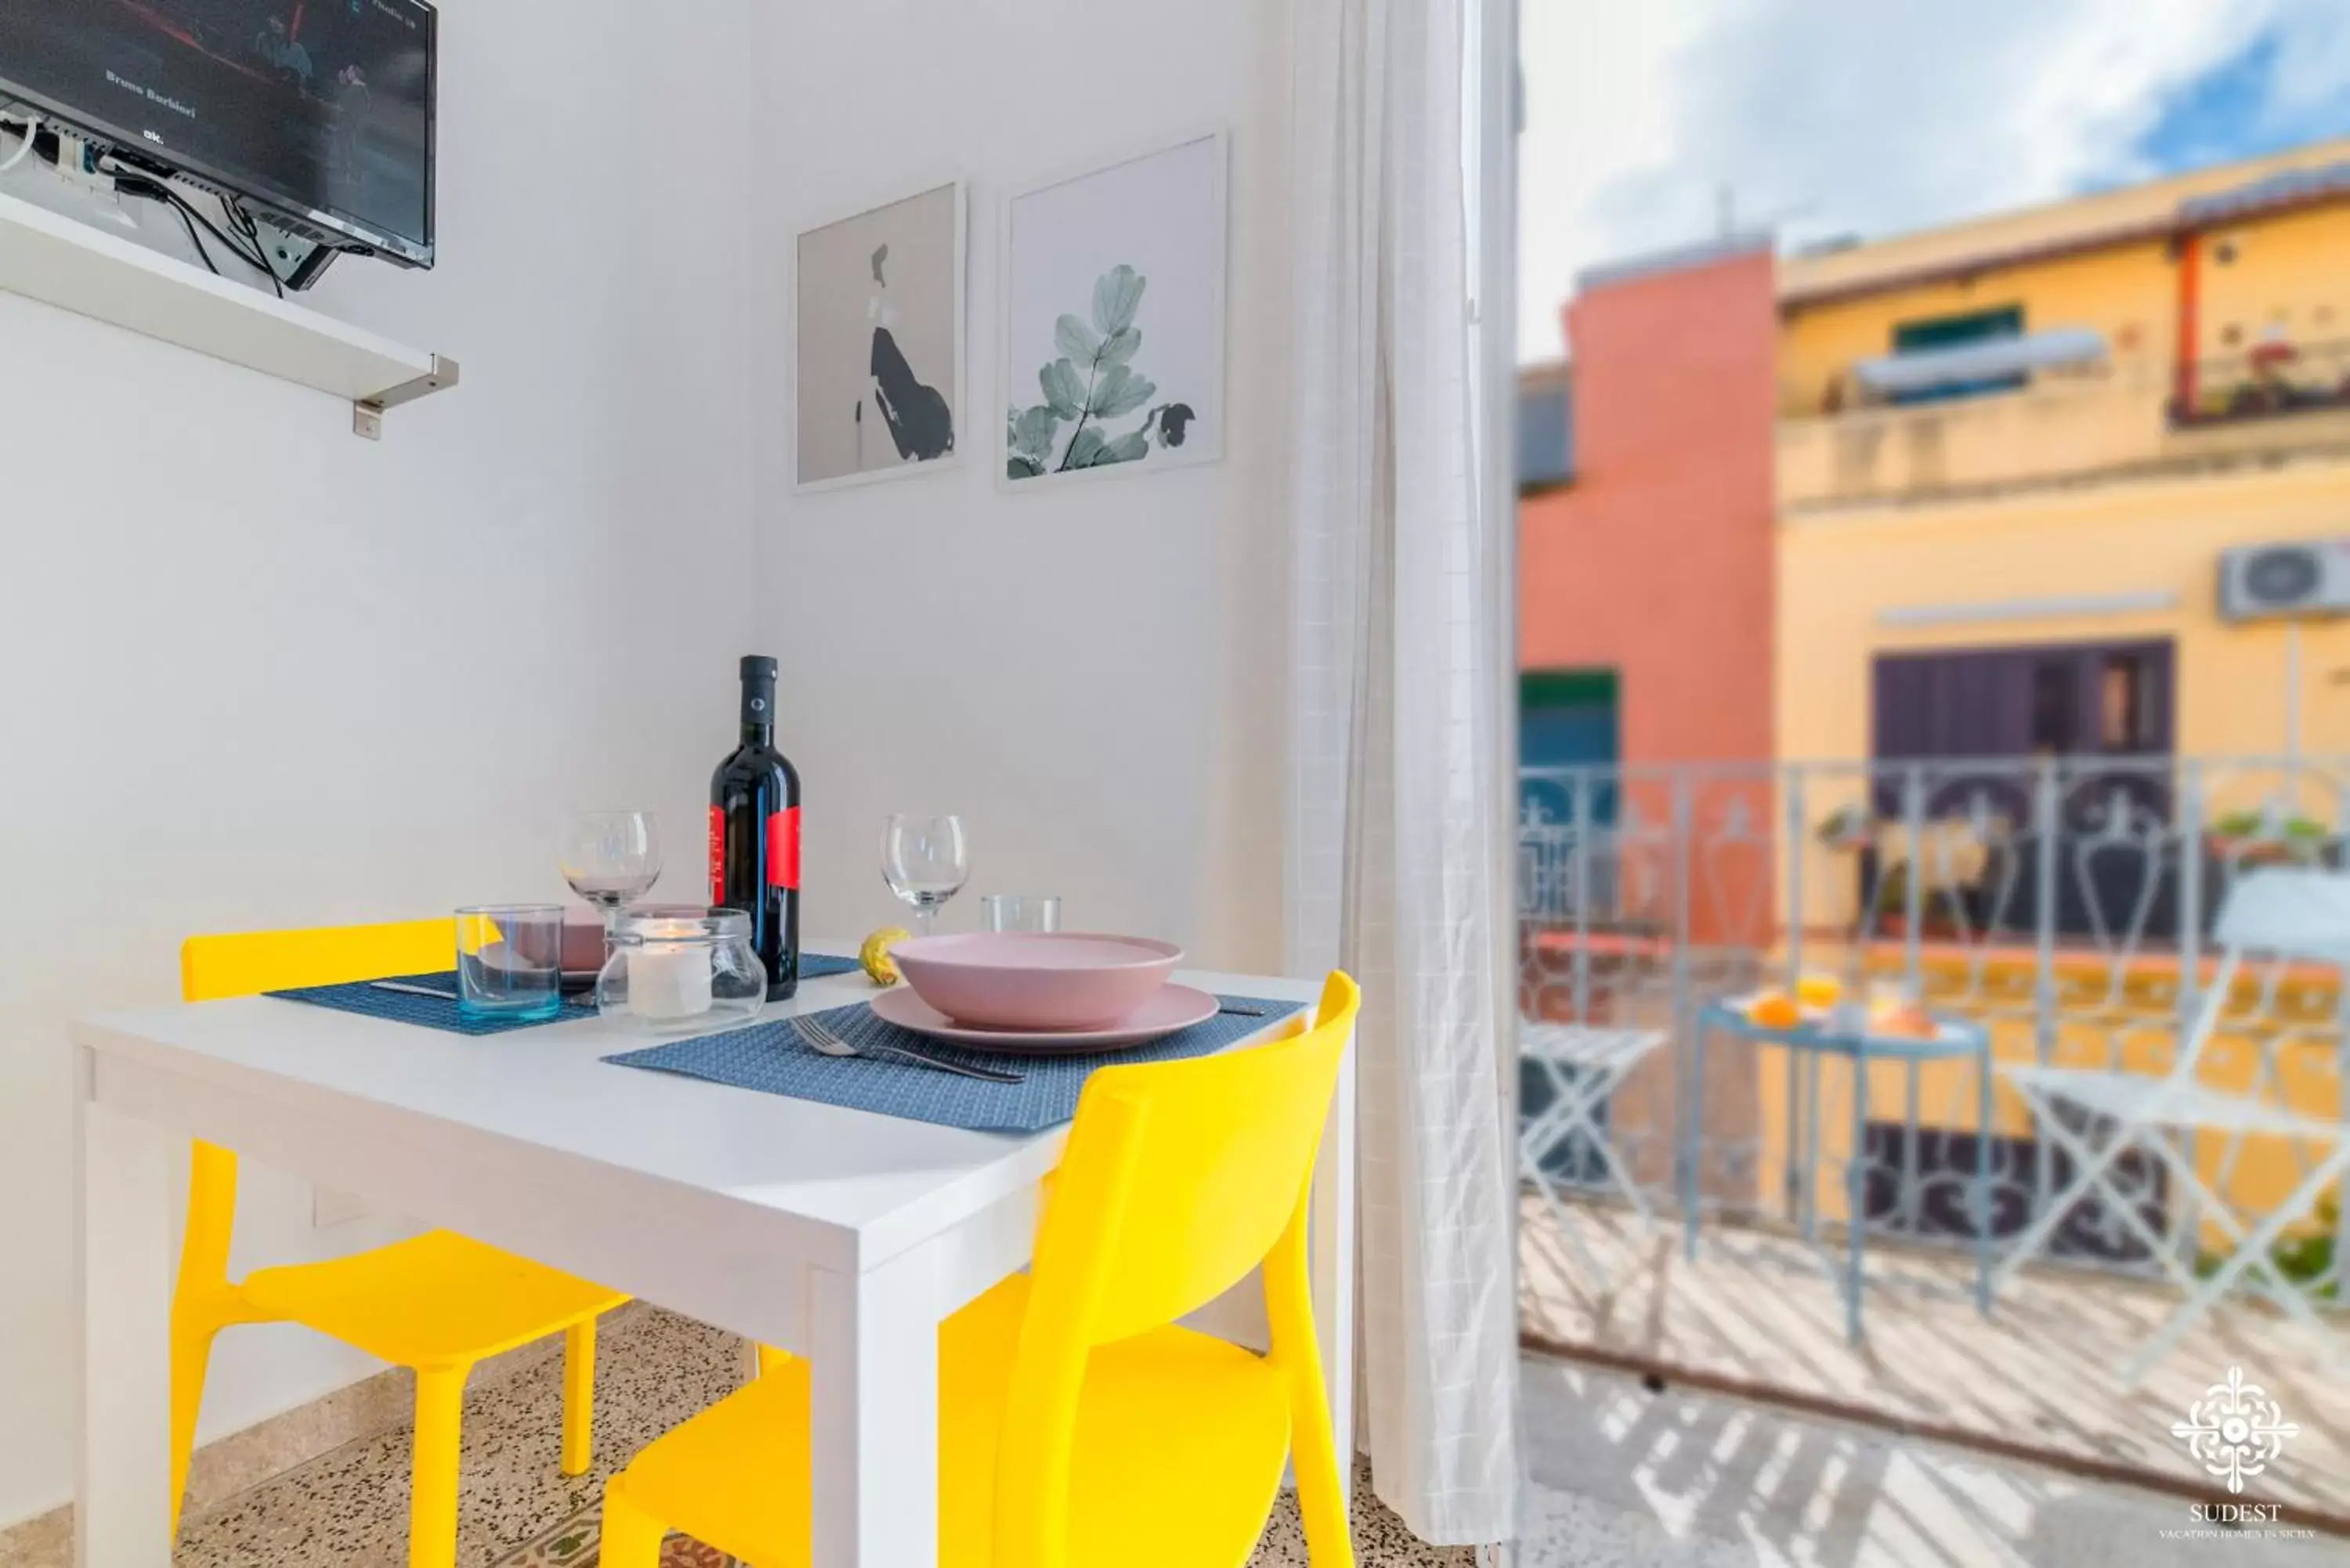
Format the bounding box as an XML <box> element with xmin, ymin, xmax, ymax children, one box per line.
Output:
<box><xmin>628</xmin><ymin>920</ymin><xmax>714</xmax><ymax>1021</ymax></box>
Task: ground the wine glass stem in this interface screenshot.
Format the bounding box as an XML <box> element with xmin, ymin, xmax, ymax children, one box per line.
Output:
<box><xmin>917</xmin><ymin>905</ymin><xmax>938</xmax><ymax>937</ymax></box>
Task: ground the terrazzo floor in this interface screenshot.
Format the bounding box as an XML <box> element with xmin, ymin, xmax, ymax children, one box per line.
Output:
<box><xmin>27</xmin><ymin>1304</ymin><xmax>2333</xmax><ymax>1566</ymax></box>
<box><xmin>162</xmin><ymin>1306</ymin><xmax>1472</xmax><ymax>1568</ymax></box>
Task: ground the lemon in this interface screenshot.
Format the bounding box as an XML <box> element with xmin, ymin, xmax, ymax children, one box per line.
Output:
<box><xmin>1795</xmin><ymin>973</ymin><xmax>1841</xmax><ymax>1009</ymax></box>
<box><xmin>860</xmin><ymin>927</ymin><xmax>913</xmax><ymax>985</ymax></box>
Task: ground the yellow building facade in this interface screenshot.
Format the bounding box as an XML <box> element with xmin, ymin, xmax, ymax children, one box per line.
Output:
<box><xmin>1776</xmin><ymin>135</ymin><xmax>2350</xmax><ymax>770</ymax></box>
<box><xmin>1762</xmin><ymin>141</ymin><xmax>2350</xmax><ymax>1234</ymax></box>
<box><xmin>1783</xmin><ymin>451</ymin><xmax>2350</xmax><ymax>766</ymax></box>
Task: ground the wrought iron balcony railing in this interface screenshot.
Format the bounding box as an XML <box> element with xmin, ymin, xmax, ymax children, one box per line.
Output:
<box><xmin>1517</xmin><ymin>753</ymin><xmax>2348</xmax><ymax>1305</ymax></box>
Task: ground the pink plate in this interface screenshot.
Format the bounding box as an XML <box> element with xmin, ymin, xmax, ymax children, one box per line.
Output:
<box><xmin>890</xmin><ymin>931</ymin><xmax>1183</xmax><ymax>1031</ymax></box>
<box><xmin>869</xmin><ymin>982</ymin><xmax>1220</xmax><ymax>1054</ymax></box>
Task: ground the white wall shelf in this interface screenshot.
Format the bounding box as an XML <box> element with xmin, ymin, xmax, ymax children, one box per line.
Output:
<box><xmin>0</xmin><ymin>187</ymin><xmax>455</xmax><ymax>439</ymax></box>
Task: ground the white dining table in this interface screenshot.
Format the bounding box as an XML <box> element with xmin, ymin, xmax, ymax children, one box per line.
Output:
<box><xmin>70</xmin><ymin>954</ymin><xmax>1354</xmax><ymax>1568</ymax></box>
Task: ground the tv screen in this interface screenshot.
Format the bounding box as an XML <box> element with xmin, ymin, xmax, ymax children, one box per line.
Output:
<box><xmin>0</xmin><ymin>0</ymin><xmax>434</xmax><ymax>264</ymax></box>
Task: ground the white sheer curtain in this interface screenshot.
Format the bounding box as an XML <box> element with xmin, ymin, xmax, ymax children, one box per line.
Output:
<box><xmin>1286</xmin><ymin>0</ymin><xmax>1519</xmax><ymax>1548</ymax></box>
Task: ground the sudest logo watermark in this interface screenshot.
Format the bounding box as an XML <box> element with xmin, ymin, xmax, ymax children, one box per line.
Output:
<box><xmin>2157</xmin><ymin>1367</ymin><xmax>2316</xmax><ymax>1545</ymax></box>
<box><xmin>2171</xmin><ymin>1366</ymin><xmax>2297</xmax><ymax>1494</ymax></box>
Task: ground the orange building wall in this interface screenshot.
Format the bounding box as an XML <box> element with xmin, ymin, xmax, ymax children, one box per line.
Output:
<box><xmin>1520</xmin><ymin>247</ymin><xmax>1780</xmax><ymax>766</ymax></box>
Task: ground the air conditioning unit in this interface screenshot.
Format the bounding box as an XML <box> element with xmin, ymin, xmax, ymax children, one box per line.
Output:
<box><xmin>2218</xmin><ymin>539</ymin><xmax>2350</xmax><ymax>622</ymax></box>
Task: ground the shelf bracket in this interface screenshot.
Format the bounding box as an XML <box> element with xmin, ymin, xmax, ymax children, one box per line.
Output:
<box><xmin>353</xmin><ymin>354</ymin><xmax>461</xmax><ymax>440</ymax></box>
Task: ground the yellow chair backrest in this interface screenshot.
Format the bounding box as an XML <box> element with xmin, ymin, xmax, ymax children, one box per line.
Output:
<box><xmin>182</xmin><ymin>917</ymin><xmax>457</xmax><ymax>1003</ymax></box>
<box><xmin>997</xmin><ymin>970</ymin><xmax>1359</xmax><ymax>1568</ymax></box>
<box><xmin>175</xmin><ymin>919</ymin><xmax>461</xmax><ymax>1295</ymax></box>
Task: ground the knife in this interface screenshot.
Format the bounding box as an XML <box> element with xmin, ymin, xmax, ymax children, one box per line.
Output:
<box><xmin>370</xmin><ymin>981</ymin><xmax>460</xmax><ymax>1001</ymax></box>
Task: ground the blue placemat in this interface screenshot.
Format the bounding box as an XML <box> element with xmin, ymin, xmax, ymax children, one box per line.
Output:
<box><xmin>266</xmin><ymin>972</ymin><xmax>596</xmax><ymax>1036</ymax></box>
<box><xmin>267</xmin><ymin>951</ymin><xmax>867</xmax><ymax>1038</ymax></box>
<box><xmin>604</xmin><ymin>995</ymin><xmax>1307</xmax><ymax>1133</ymax></box>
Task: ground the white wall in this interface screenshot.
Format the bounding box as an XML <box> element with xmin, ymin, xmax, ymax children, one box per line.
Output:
<box><xmin>750</xmin><ymin>0</ymin><xmax>1296</xmax><ymax>968</ymax></box>
<box><xmin>0</xmin><ymin>0</ymin><xmax>754</xmax><ymax>1528</ymax></box>
<box><xmin>0</xmin><ymin>0</ymin><xmax>1298</xmax><ymax>1529</ymax></box>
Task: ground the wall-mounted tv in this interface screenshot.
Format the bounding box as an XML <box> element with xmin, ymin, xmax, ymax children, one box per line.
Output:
<box><xmin>0</xmin><ymin>0</ymin><xmax>435</xmax><ymax>269</ymax></box>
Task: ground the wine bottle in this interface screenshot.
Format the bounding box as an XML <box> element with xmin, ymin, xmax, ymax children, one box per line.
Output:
<box><xmin>710</xmin><ymin>656</ymin><xmax>801</xmax><ymax>999</ymax></box>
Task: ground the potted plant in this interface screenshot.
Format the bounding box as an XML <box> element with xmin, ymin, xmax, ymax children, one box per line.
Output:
<box><xmin>1817</xmin><ymin>803</ymin><xmax>1875</xmax><ymax>853</ymax></box>
<box><xmin>1871</xmin><ymin>865</ymin><xmax>1911</xmax><ymax>938</ymax></box>
<box><xmin>2199</xmin><ymin>1194</ymin><xmax>2337</xmax><ymax>1303</ymax></box>
<box><xmin>2207</xmin><ymin>810</ymin><xmax>2329</xmax><ymax>867</ymax></box>
<box><xmin>1870</xmin><ymin>864</ymin><xmax>1967</xmax><ymax>939</ymax></box>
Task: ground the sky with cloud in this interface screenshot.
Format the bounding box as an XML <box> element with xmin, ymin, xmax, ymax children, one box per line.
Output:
<box><xmin>1517</xmin><ymin>0</ymin><xmax>2350</xmax><ymax>361</ymax></box>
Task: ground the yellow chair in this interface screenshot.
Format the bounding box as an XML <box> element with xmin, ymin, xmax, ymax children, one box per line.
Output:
<box><xmin>175</xmin><ymin>919</ymin><xmax>630</xmax><ymax>1568</ymax></box>
<box><xmin>598</xmin><ymin>971</ymin><xmax>1361</xmax><ymax>1568</ymax></box>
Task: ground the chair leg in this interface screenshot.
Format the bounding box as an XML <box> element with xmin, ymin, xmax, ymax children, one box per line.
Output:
<box><xmin>2123</xmin><ymin>1150</ymin><xmax>2350</xmax><ymax>1385</ymax></box>
<box><xmin>408</xmin><ymin>1367</ymin><xmax>468</xmax><ymax>1568</ymax></box>
<box><xmin>598</xmin><ymin>1479</ymin><xmax>670</xmax><ymax>1568</ymax></box>
<box><xmin>562</xmin><ymin>1319</ymin><xmax>596</xmax><ymax>1476</ymax></box>
<box><xmin>1268</xmin><ymin>1229</ymin><xmax>1354</xmax><ymax>1566</ymax></box>
<box><xmin>1580</xmin><ymin>1078</ymin><xmax>1656</xmax><ymax>1230</ymax></box>
<box><xmin>1290</xmin><ymin>1400</ymin><xmax>1356</xmax><ymax>1568</ymax></box>
<box><xmin>168</xmin><ymin>1315</ymin><xmax>220</xmax><ymax>1540</ymax></box>
<box><xmin>1988</xmin><ymin>1100</ymin><xmax>2132</xmax><ymax>1289</ymax></box>
<box><xmin>1524</xmin><ymin>1145</ymin><xmax>1607</xmax><ymax>1289</ymax></box>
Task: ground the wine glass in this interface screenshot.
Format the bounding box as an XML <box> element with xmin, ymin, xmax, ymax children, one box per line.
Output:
<box><xmin>881</xmin><ymin>815</ymin><xmax>969</xmax><ymax>936</ymax></box>
<box><xmin>559</xmin><ymin>811</ymin><xmax>663</xmax><ymax>945</ymax></box>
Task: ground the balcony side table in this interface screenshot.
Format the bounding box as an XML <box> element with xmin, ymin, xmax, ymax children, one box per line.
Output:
<box><xmin>1686</xmin><ymin>1001</ymin><xmax>1996</xmax><ymax>1344</ymax></box>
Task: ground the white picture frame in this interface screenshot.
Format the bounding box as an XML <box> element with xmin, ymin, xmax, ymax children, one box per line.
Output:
<box><xmin>792</xmin><ymin>179</ymin><xmax>968</xmax><ymax>495</ymax></box>
<box><xmin>998</xmin><ymin>128</ymin><xmax>1228</xmax><ymax>493</ymax></box>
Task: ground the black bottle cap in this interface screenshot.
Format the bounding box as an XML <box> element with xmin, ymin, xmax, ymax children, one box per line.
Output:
<box><xmin>739</xmin><ymin>656</ymin><xmax>778</xmax><ymax>724</ymax></box>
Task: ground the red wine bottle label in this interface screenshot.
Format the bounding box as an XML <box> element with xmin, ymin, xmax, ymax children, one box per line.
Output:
<box><xmin>768</xmin><ymin>806</ymin><xmax>801</xmax><ymax>891</ymax></box>
<box><xmin>707</xmin><ymin>805</ymin><xmax>725</xmax><ymax>904</ymax></box>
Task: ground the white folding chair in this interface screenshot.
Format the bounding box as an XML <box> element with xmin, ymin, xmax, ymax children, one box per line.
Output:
<box><xmin>1520</xmin><ymin>1020</ymin><xmax>1668</xmax><ymax>1289</ymax></box>
<box><xmin>1994</xmin><ymin>867</ymin><xmax>2350</xmax><ymax>1383</ymax></box>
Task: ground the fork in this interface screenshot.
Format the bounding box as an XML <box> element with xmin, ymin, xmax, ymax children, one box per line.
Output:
<box><xmin>790</xmin><ymin>1014</ymin><xmax>1024</xmax><ymax>1083</ymax></box>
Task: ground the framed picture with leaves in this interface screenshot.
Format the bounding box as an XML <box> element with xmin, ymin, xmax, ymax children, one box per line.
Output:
<box><xmin>1000</xmin><ymin>128</ymin><xmax>1227</xmax><ymax>490</ymax></box>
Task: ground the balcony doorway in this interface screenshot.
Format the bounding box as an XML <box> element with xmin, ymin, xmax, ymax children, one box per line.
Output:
<box><xmin>1872</xmin><ymin>638</ymin><xmax>2175</xmax><ymax>764</ymax></box>
<box><xmin>1871</xmin><ymin>637</ymin><xmax>2180</xmax><ymax>941</ymax></box>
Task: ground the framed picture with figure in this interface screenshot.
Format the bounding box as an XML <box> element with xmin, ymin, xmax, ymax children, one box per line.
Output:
<box><xmin>1000</xmin><ymin>129</ymin><xmax>1227</xmax><ymax>490</ymax></box>
<box><xmin>794</xmin><ymin>179</ymin><xmax>967</xmax><ymax>493</ymax></box>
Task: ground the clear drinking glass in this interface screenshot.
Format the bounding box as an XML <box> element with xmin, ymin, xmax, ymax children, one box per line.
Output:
<box><xmin>559</xmin><ymin>811</ymin><xmax>663</xmax><ymax>942</ymax></box>
<box><xmin>881</xmin><ymin>815</ymin><xmax>969</xmax><ymax>935</ymax></box>
<box><xmin>981</xmin><ymin>894</ymin><xmax>1061</xmax><ymax>933</ymax></box>
<box><xmin>454</xmin><ymin>905</ymin><xmax>566</xmax><ymax>1021</ymax></box>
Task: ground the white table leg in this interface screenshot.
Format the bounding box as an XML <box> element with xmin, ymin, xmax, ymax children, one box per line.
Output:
<box><xmin>808</xmin><ymin>1245</ymin><xmax>941</xmax><ymax>1568</ymax></box>
<box><xmin>1314</xmin><ymin>1045</ymin><xmax>1358</xmax><ymax>1504</ymax></box>
<box><xmin>76</xmin><ymin>1061</ymin><xmax>175</xmax><ymax>1568</ymax></box>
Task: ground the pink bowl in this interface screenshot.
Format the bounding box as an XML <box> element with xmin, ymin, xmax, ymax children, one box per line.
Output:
<box><xmin>890</xmin><ymin>932</ymin><xmax>1184</xmax><ymax>1031</ymax></box>
<box><xmin>561</xmin><ymin>917</ymin><xmax>608</xmax><ymax>974</ymax></box>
